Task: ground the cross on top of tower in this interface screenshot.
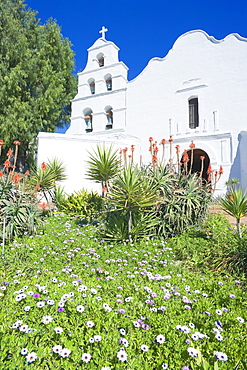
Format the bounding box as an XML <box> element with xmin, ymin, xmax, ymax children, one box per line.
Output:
<box><xmin>99</xmin><ymin>26</ymin><xmax>108</xmax><ymax>40</ymax></box>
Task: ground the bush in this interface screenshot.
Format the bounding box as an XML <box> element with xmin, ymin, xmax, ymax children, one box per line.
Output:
<box><xmin>168</xmin><ymin>213</ymin><xmax>247</xmax><ymax>277</ymax></box>
<box><xmin>61</xmin><ymin>189</ymin><xmax>105</xmax><ymax>223</ymax></box>
<box><xmin>0</xmin><ymin>141</ymin><xmax>42</xmax><ymax>242</ymax></box>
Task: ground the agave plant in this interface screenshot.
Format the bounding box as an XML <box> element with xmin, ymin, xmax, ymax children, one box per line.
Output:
<box><xmin>86</xmin><ymin>145</ymin><xmax>120</xmax><ymax>197</ymax></box>
<box><xmin>220</xmin><ymin>188</ymin><xmax>247</xmax><ymax>238</ymax></box>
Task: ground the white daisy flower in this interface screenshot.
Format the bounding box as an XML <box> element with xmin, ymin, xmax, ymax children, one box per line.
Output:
<box><xmin>93</xmin><ymin>335</ymin><xmax>102</xmax><ymax>342</ymax></box>
<box><xmin>52</xmin><ymin>345</ymin><xmax>63</xmax><ymax>354</ymax></box>
<box><xmin>156</xmin><ymin>334</ymin><xmax>165</xmax><ymax>344</ymax></box>
<box><xmin>41</xmin><ymin>315</ymin><xmax>53</xmax><ymax>324</ymax></box>
<box><xmin>141</xmin><ymin>344</ymin><xmax>149</xmax><ymax>352</ymax></box>
<box><xmin>26</xmin><ymin>352</ymin><xmax>37</xmax><ymax>363</ymax></box>
<box><xmin>54</xmin><ymin>327</ymin><xmax>63</xmax><ymax>334</ymax></box>
<box><xmin>60</xmin><ymin>348</ymin><xmax>71</xmax><ymax>358</ymax></box>
<box><xmin>117</xmin><ymin>349</ymin><xmax>127</xmax><ymax>362</ymax></box>
<box><xmin>20</xmin><ymin>348</ymin><xmax>28</xmax><ymax>355</ymax></box>
<box><xmin>76</xmin><ymin>305</ymin><xmax>85</xmax><ymax>313</ymax></box>
<box><xmin>81</xmin><ymin>353</ymin><xmax>91</xmax><ymax>363</ymax></box>
<box><xmin>86</xmin><ymin>320</ymin><xmax>95</xmax><ymax>328</ymax></box>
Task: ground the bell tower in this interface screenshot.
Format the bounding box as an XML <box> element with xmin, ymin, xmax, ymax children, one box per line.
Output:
<box><xmin>67</xmin><ymin>27</ymin><xmax>129</xmax><ymax>134</ymax></box>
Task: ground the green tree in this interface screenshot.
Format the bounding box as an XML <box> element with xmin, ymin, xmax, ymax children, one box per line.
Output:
<box><xmin>0</xmin><ymin>0</ymin><xmax>77</xmax><ymax>168</ymax></box>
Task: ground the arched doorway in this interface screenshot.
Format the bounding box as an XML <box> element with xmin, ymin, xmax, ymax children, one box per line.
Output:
<box><xmin>182</xmin><ymin>149</ymin><xmax>210</xmax><ymax>181</ymax></box>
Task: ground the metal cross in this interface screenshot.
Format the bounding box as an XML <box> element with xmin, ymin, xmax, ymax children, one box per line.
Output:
<box><xmin>99</xmin><ymin>26</ymin><xmax>108</xmax><ymax>39</ymax></box>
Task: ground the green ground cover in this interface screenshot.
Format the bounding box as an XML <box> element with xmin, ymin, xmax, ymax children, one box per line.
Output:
<box><xmin>0</xmin><ymin>214</ymin><xmax>246</xmax><ymax>369</ymax></box>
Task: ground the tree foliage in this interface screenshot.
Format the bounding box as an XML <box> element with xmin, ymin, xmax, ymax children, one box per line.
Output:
<box><xmin>0</xmin><ymin>0</ymin><xmax>77</xmax><ymax>167</ymax></box>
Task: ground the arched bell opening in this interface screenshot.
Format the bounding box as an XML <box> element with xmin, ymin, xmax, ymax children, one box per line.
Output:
<box><xmin>83</xmin><ymin>108</ymin><xmax>93</xmax><ymax>133</ymax></box>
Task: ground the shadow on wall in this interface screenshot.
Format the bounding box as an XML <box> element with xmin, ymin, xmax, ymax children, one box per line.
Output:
<box><xmin>228</xmin><ymin>131</ymin><xmax>247</xmax><ymax>190</ymax></box>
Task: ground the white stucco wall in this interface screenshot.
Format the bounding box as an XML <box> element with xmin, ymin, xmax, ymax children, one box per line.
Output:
<box><xmin>37</xmin><ymin>30</ymin><xmax>247</xmax><ymax>195</ymax></box>
<box><xmin>125</xmin><ymin>30</ymin><xmax>247</xmax><ymax>193</ymax></box>
<box><xmin>37</xmin><ymin>131</ymin><xmax>140</xmax><ymax>194</ymax></box>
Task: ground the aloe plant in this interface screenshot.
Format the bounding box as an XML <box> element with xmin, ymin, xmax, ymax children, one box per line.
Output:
<box><xmin>28</xmin><ymin>158</ymin><xmax>66</xmax><ymax>214</ymax></box>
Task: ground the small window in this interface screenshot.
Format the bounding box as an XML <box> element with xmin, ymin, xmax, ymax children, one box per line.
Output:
<box><xmin>189</xmin><ymin>98</ymin><xmax>199</xmax><ymax>129</ymax></box>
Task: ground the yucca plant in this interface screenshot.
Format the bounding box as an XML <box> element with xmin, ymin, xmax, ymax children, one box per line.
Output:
<box><xmin>86</xmin><ymin>145</ymin><xmax>120</xmax><ymax>197</ymax></box>
<box><xmin>220</xmin><ymin>188</ymin><xmax>247</xmax><ymax>238</ymax></box>
<box><xmin>107</xmin><ymin>165</ymin><xmax>159</xmax><ymax>241</ymax></box>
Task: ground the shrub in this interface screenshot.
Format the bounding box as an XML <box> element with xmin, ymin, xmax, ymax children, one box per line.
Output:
<box><xmin>146</xmin><ymin>165</ymin><xmax>211</xmax><ymax>238</ymax></box>
<box><xmin>0</xmin><ymin>141</ymin><xmax>42</xmax><ymax>243</ymax></box>
<box><xmin>62</xmin><ymin>189</ymin><xmax>105</xmax><ymax>223</ymax></box>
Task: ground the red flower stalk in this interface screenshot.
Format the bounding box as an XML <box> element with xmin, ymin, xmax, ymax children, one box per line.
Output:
<box><xmin>182</xmin><ymin>150</ymin><xmax>189</xmax><ymax>162</ymax></box>
<box><xmin>130</xmin><ymin>145</ymin><xmax>135</xmax><ymax>152</ymax></box>
<box><xmin>175</xmin><ymin>145</ymin><xmax>180</xmax><ymax>153</ymax></box>
<box><xmin>7</xmin><ymin>149</ymin><xmax>13</xmax><ymax>158</ymax></box>
<box><xmin>41</xmin><ymin>162</ymin><xmax>47</xmax><ymax>171</ymax></box>
<box><xmin>219</xmin><ymin>165</ymin><xmax>223</xmax><ymax>175</ymax></box>
<box><xmin>12</xmin><ymin>173</ymin><xmax>21</xmax><ymax>183</ymax></box>
<box><xmin>13</xmin><ymin>140</ymin><xmax>21</xmax><ymax>145</ymax></box>
<box><xmin>4</xmin><ymin>160</ymin><xmax>11</xmax><ymax>168</ymax></box>
<box><xmin>152</xmin><ymin>155</ymin><xmax>158</xmax><ymax>163</ymax></box>
<box><xmin>161</xmin><ymin>139</ymin><xmax>166</xmax><ymax>145</ymax></box>
<box><xmin>200</xmin><ymin>156</ymin><xmax>205</xmax><ymax>161</ymax></box>
<box><xmin>25</xmin><ymin>170</ymin><xmax>30</xmax><ymax>176</ymax></box>
<box><xmin>168</xmin><ymin>136</ymin><xmax>173</xmax><ymax>142</ymax></box>
<box><xmin>189</xmin><ymin>140</ymin><xmax>195</xmax><ymax>149</ymax></box>
<box><xmin>149</xmin><ymin>137</ymin><xmax>153</xmax><ymax>142</ymax></box>
<box><xmin>0</xmin><ymin>170</ymin><xmax>3</xmax><ymax>177</ymax></box>
<box><xmin>207</xmin><ymin>164</ymin><xmax>213</xmax><ymax>174</ymax></box>
<box><xmin>153</xmin><ymin>146</ymin><xmax>159</xmax><ymax>154</ymax></box>
<box><xmin>41</xmin><ymin>202</ymin><xmax>47</xmax><ymax>211</ymax></box>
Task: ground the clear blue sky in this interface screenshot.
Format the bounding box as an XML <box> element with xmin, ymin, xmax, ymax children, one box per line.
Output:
<box><xmin>25</xmin><ymin>0</ymin><xmax>247</xmax><ymax>81</ymax></box>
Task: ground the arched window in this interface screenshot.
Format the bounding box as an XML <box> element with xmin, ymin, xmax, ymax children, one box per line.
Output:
<box><xmin>105</xmin><ymin>106</ymin><xmax>113</xmax><ymax>129</ymax></box>
<box><xmin>83</xmin><ymin>108</ymin><xmax>93</xmax><ymax>133</ymax></box>
<box><xmin>97</xmin><ymin>52</ymin><xmax>104</xmax><ymax>67</ymax></box>
<box><xmin>104</xmin><ymin>74</ymin><xmax>112</xmax><ymax>91</ymax></box>
<box><xmin>88</xmin><ymin>78</ymin><xmax>95</xmax><ymax>95</ymax></box>
<box><xmin>189</xmin><ymin>97</ymin><xmax>199</xmax><ymax>129</ymax></box>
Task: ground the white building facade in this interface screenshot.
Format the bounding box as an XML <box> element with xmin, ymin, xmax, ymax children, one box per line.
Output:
<box><xmin>38</xmin><ymin>29</ymin><xmax>247</xmax><ymax>194</ymax></box>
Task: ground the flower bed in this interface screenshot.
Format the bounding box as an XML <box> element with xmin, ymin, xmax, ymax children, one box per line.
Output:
<box><xmin>0</xmin><ymin>215</ymin><xmax>246</xmax><ymax>369</ymax></box>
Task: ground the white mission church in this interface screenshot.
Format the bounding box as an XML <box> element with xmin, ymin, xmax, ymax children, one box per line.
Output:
<box><xmin>38</xmin><ymin>27</ymin><xmax>247</xmax><ymax>195</ymax></box>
